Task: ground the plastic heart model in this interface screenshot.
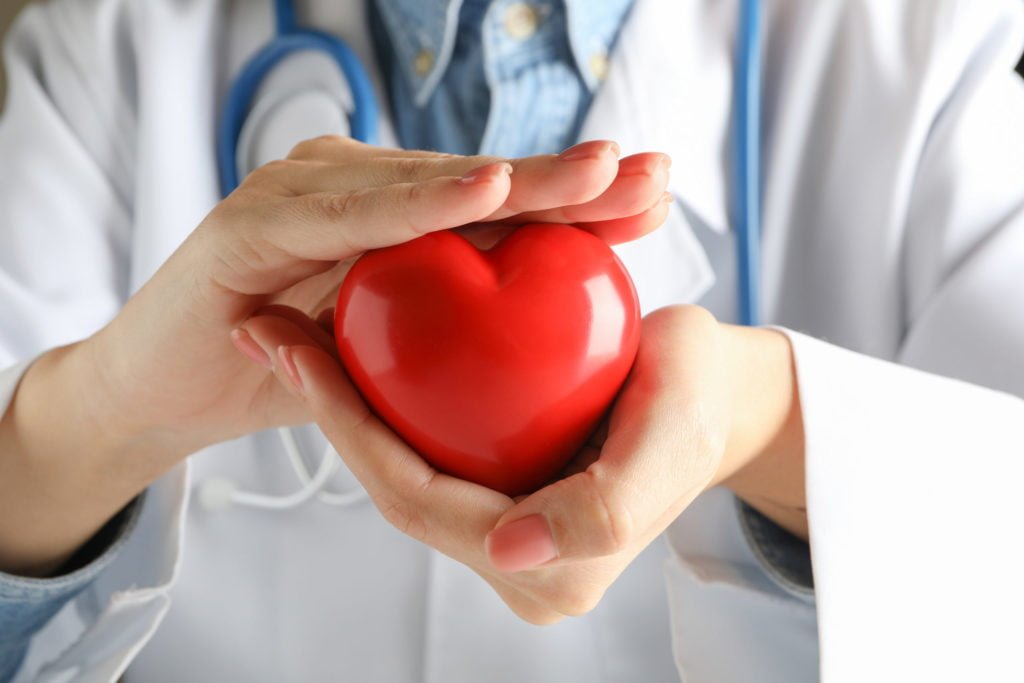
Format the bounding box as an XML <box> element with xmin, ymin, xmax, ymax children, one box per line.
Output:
<box><xmin>334</xmin><ymin>223</ymin><xmax>640</xmax><ymax>496</ymax></box>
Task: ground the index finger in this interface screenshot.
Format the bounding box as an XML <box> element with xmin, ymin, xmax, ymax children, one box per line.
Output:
<box><xmin>276</xmin><ymin>141</ymin><xmax>624</xmax><ymax>221</ymax></box>
<box><xmin>207</xmin><ymin>162</ymin><xmax>512</xmax><ymax>295</ymax></box>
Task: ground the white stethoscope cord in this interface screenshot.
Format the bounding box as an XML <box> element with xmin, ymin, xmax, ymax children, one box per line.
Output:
<box><xmin>198</xmin><ymin>428</ymin><xmax>368</xmax><ymax>511</ymax></box>
<box><xmin>276</xmin><ymin>427</ymin><xmax>368</xmax><ymax>506</ymax></box>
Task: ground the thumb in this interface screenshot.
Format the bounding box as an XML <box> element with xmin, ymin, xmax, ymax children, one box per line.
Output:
<box><xmin>485</xmin><ymin>309</ymin><xmax>726</xmax><ymax>573</ymax></box>
<box><xmin>484</xmin><ymin>427</ymin><xmax>712</xmax><ymax>574</ymax></box>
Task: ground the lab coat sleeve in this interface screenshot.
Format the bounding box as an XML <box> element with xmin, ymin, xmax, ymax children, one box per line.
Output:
<box><xmin>782</xmin><ymin>6</ymin><xmax>1024</xmax><ymax>680</ymax></box>
<box><xmin>0</xmin><ymin>361</ymin><xmax>147</xmax><ymax>683</ymax></box>
<box><xmin>783</xmin><ymin>335</ymin><xmax>1023</xmax><ymax>682</ymax></box>
<box><xmin>666</xmin><ymin>3</ymin><xmax>1024</xmax><ymax>681</ymax></box>
<box><xmin>0</xmin><ymin>3</ymin><xmax>187</xmax><ymax>681</ymax></box>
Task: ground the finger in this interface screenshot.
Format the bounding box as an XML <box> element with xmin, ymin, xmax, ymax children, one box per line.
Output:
<box><xmin>262</xmin><ymin>259</ymin><xmax>351</xmax><ymax>316</ymax></box>
<box><xmin>573</xmin><ymin>194</ymin><xmax>673</xmax><ymax>245</ymax></box>
<box><xmin>275</xmin><ymin>344</ymin><xmax>513</xmax><ymax>562</ymax></box>
<box><xmin>209</xmin><ymin>163</ymin><xmax>512</xmax><ymax>295</ymax></box>
<box><xmin>273</xmin><ymin>141</ymin><xmax>622</xmax><ymax>219</ymax></box>
<box><xmin>283</xmin><ymin>164</ymin><xmax>514</xmax><ymax>257</ymax></box>
<box><xmin>244</xmin><ymin>305</ymin><xmax>338</xmax><ymax>358</ymax></box>
<box><xmin>483</xmin><ymin>141</ymin><xmax>621</xmax><ymax>220</ymax></box>
<box><xmin>286</xmin><ymin>135</ymin><xmax>459</xmax><ymax>163</ymax></box>
<box><xmin>485</xmin><ymin>306</ymin><xmax>727</xmax><ymax>571</ymax></box>
<box><xmin>269</xmin><ymin>155</ymin><xmax>506</xmax><ymax>193</ymax></box>
<box><xmin>403</xmin><ymin>190</ymin><xmax>669</xmax><ymax>255</ymax></box>
<box><xmin>511</xmin><ymin>153</ymin><xmax>670</xmax><ymax>226</ymax></box>
<box><xmin>229</xmin><ymin>310</ymin><xmax>341</xmax><ymax>427</ymax></box>
<box><xmin>454</xmin><ymin>193</ymin><xmax>671</xmax><ymax>249</ymax></box>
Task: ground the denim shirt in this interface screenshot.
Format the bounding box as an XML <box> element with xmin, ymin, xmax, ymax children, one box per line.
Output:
<box><xmin>372</xmin><ymin>0</ymin><xmax>634</xmax><ymax>156</ymax></box>
<box><xmin>0</xmin><ymin>501</ymin><xmax>143</xmax><ymax>682</ymax></box>
<box><xmin>0</xmin><ymin>2</ymin><xmax>634</xmax><ymax>681</ymax></box>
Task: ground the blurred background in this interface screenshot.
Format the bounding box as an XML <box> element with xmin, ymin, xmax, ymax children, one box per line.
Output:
<box><xmin>0</xmin><ymin>0</ymin><xmax>23</xmax><ymax>112</ymax></box>
<box><xmin>1</xmin><ymin>1</ymin><xmax>1024</xmax><ymax>113</ymax></box>
<box><xmin>0</xmin><ymin>0</ymin><xmax>24</xmax><ymax>113</ymax></box>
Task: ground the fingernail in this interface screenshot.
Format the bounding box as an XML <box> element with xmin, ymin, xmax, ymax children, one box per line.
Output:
<box><xmin>558</xmin><ymin>140</ymin><xmax>620</xmax><ymax>162</ymax></box>
<box><xmin>277</xmin><ymin>346</ymin><xmax>304</xmax><ymax>394</ymax></box>
<box><xmin>230</xmin><ymin>329</ymin><xmax>272</xmax><ymax>370</ymax></box>
<box><xmin>460</xmin><ymin>162</ymin><xmax>513</xmax><ymax>185</ymax></box>
<box><xmin>486</xmin><ymin>514</ymin><xmax>558</xmax><ymax>573</ymax></box>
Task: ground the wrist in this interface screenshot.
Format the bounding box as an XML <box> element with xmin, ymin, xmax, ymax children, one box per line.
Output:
<box><xmin>0</xmin><ymin>341</ymin><xmax>175</xmax><ymax>575</ymax></box>
<box><xmin>74</xmin><ymin>332</ymin><xmax>192</xmax><ymax>475</ymax></box>
<box><xmin>18</xmin><ymin>340</ymin><xmax>183</xmax><ymax>486</ymax></box>
<box><xmin>714</xmin><ymin>324</ymin><xmax>807</xmax><ymax>538</ymax></box>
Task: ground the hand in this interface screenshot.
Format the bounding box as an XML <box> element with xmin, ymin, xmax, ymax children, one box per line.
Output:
<box><xmin>241</xmin><ymin>304</ymin><xmax>805</xmax><ymax>623</ymax></box>
<box><xmin>88</xmin><ymin>138</ymin><xmax>672</xmax><ymax>467</ymax></box>
<box><xmin>0</xmin><ymin>137</ymin><xmax>671</xmax><ymax>575</ymax></box>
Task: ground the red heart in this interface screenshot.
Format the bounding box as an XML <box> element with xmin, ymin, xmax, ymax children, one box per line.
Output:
<box><xmin>334</xmin><ymin>224</ymin><xmax>640</xmax><ymax>496</ymax></box>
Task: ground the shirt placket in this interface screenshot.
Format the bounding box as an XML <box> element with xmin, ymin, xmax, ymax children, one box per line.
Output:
<box><xmin>479</xmin><ymin>0</ymin><xmax>584</xmax><ymax>157</ymax></box>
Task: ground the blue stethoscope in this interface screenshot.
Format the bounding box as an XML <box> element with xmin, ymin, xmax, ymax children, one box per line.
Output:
<box><xmin>202</xmin><ymin>0</ymin><xmax>762</xmax><ymax>511</ymax></box>
<box><xmin>216</xmin><ymin>0</ymin><xmax>381</xmax><ymax>194</ymax></box>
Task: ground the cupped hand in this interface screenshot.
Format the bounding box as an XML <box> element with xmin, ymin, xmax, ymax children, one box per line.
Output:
<box><xmin>86</xmin><ymin>137</ymin><xmax>672</xmax><ymax>463</ymax></box>
<box><xmin>239</xmin><ymin>305</ymin><xmax>793</xmax><ymax>624</ymax></box>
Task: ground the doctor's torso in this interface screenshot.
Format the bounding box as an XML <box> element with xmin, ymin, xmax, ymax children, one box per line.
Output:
<box><xmin>121</xmin><ymin>1</ymin><xmax>687</xmax><ymax>681</ymax></box>
<box><xmin>15</xmin><ymin>0</ymin><xmax>985</xmax><ymax>680</ymax></box>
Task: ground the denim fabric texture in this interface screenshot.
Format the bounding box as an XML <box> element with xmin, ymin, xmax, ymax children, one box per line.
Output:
<box><xmin>0</xmin><ymin>496</ymin><xmax>144</xmax><ymax>682</ymax></box>
<box><xmin>373</xmin><ymin>0</ymin><xmax>635</xmax><ymax>156</ymax></box>
<box><xmin>738</xmin><ymin>499</ymin><xmax>815</xmax><ymax>596</ymax></box>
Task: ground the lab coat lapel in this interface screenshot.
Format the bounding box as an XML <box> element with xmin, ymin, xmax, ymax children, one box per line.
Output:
<box><xmin>130</xmin><ymin>0</ymin><xmax>400</xmax><ymax>292</ymax></box>
<box><xmin>581</xmin><ymin>0</ymin><xmax>733</xmax><ymax>234</ymax></box>
<box><xmin>579</xmin><ymin>0</ymin><xmax>737</xmax><ymax>309</ymax></box>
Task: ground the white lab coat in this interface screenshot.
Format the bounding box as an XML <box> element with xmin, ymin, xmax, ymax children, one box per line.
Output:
<box><xmin>1</xmin><ymin>0</ymin><xmax>1022</xmax><ymax>681</ymax></box>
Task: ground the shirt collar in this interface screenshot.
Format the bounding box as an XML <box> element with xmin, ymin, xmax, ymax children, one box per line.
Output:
<box><xmin>374</xmin><ymin>0</ymin><xmax>635</xmax><ymax>107</ymax></box>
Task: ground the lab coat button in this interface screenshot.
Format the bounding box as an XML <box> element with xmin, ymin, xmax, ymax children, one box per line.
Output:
<box><xmin>504</xmin><ymin>3</ymin><xmax>540</xmax><ymax>40</ymax></box>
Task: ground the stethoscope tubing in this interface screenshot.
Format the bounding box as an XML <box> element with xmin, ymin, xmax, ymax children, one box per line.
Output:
<box><xmin>734</xmin><ymin>0</ymin><xmax>762</xmax><ymax>327</ymax></box>
<box><xmin>217</xmin><ymin>10</ymin><xmax>379</xmax><ymax>196</ymax></box>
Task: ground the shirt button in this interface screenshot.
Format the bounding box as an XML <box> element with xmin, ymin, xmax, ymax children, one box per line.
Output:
<box><xmin>504</xmin><ymin>3</ymin><xmax>540</xmax><ymax>40</ymax></box>
<box><xmin>590</xmin><ymin>51</ymin><xmax>610</xmax><ymax>81</ymax></box>
<box><xmin>414</xmin><ymin>48</ymin><xmax>435</xmax><ymax>77</ymax></box>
